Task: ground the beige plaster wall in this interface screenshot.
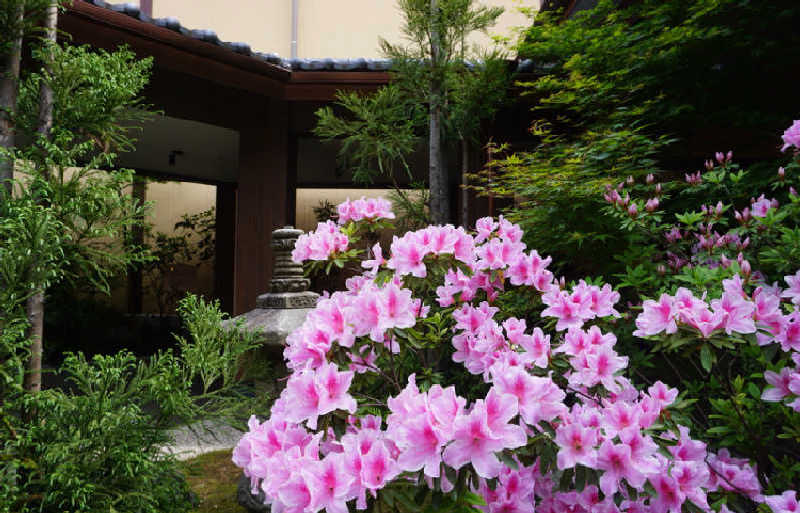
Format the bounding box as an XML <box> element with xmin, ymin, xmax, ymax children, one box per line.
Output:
<box><xmin>151</xmin><ymin>0</ymin><xmax>293</xmax><ymax>56</ymax></box>
<box><xmin>144</xmin><ymin>0</ymin><xmax>537</xmax><ymax>58</ymax></box>
<box><xmin>299</xmin><ymin>0</ymin><xmax>536</xmax><ymax>58</ymax></box>
<box><xmin>141</xmin><ymin>181</ymin><xmax>216</xmax><ymax>314</ymax></box>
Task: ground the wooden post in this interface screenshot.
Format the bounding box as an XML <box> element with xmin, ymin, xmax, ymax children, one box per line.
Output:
<box><xmin>234</xmin><ymin>99</ymin><xmax>288</xmax><ymax>314</ymax></box>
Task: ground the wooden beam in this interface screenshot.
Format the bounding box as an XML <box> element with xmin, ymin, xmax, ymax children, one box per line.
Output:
<box><xmin>62</xmin><ymin>1</ymin><xmax>288</xmax><ymax>97</ymax></box>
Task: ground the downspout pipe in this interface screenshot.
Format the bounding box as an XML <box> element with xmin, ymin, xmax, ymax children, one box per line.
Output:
<box><xmin>291</xmin><ymin>0</ymin><xmax>299</xmax><ymax>59</ymax></box>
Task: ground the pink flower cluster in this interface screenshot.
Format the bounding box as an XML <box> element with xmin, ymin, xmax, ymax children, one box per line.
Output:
<box><xmin>336</xmin><ymin>197</ymin><xmax>395</xmax><ymax>224</ymax></box>
<box><xmin>387</xmin><ymin>224</ymin><xmax>475</xmax><ymax>278</ymax></box>
<box><xmin>284</xmin><ymin>278</ymin><xmax>424</xmax><ymax>372</ymax></box>
<box><xmin>634</xmin><ymin>273</ymin><xmax>800</xmax><ymax>413</ymax></box>
<box><xmin>292</xmin><ymin>220</ymin><xmax>349</xmax><ymax>263</ymax></box>
<box><xmin>234</xmin><ymin>207</ymin><xmax>797</xmax><ymax>513</ymax></box>
<box><xmin>781</xmin><ymin>119</ymin><xmax>800</xmax><ymax>152</ymax></box>
<box><xmin>542</xmin><ymin>280</ymin><xmax>620</xmax><ymax>331</ymax></box>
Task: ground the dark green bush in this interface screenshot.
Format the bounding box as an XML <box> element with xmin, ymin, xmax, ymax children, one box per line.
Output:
<box><xmin>1</xmin><ymin>295</ymin><xmax>269</xmax><ymax>513</ymax></box>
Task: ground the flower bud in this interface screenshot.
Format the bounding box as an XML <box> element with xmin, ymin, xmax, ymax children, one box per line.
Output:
<box><xmin>657</xmin><ymin>264</ymin><xmax>667</xmax><ymax>275</ymax></box>
<box><xmin>790</xmin><ymin>186</ymin><xmax>798</xmax><ymax>197</ymax></box>
<box><xmin>645</xmin><ymin>197</ymin><xmax>659</xmax><ymax>212</ymax></box>
<box><xmin>626</xmin><ymin>175</ymin><xmax>635</xmax><ymax>186</ymax></box>
<box><xmin>705</xmin><ymin>159</ymin><xmax>714</xmax><ymax>171</ymax></box>
<box><xmin>740</xmin><ymin>259</ymin><xmax>751</xmax><ymax>277</ymax></box>
<box><xmin>726</xmin><ymin>150</ymin><xmax>733</xmax><ymax>162</ymax></box>
<box><xmin>628</xmin><ymin>203</ymin><xmax>639</xmax><ymax>218</ymax></box>
<box><xmin>778</xmin><ymin>167</ymin><xmax>785</xmax><ymax>180</ymax></box>
<box><xmin>646</xmin><ymin>173</ymin><xmax>654</xmax><ymax>184</ymax></box>
<box><xmin>715</xmin><ymin>152</ymin><xmax>725</xmax><ymax>164</ymax></box>
<box><xmin>655</xmin><ymin>183</ymin><xmax>663</xmax><ymax>195</ymax></box>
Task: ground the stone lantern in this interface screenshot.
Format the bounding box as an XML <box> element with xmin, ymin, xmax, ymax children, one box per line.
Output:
<box><xmin>230</xmin><ymin>226</ymin><xmax>318</xmax><ymax>348</ymax></box>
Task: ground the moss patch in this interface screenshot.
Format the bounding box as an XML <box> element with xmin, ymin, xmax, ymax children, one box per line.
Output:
<box><xmin>181</xmin><ymin>450</ymin><xmax>246</xmax><ymax>513</ymax></box>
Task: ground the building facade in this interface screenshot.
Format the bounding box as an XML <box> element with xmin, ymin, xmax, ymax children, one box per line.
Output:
<box><xmin>61</xmin><ymin>0</ymin><xmax>538</xmax><ymax>315</ymax></box>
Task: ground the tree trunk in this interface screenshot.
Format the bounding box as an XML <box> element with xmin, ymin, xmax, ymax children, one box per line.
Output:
<box><xmin>23</xmin><ymin>291</ymin><xmax>45</xmax><ymax>392</ymax></box>
<box><xmin>461</xmin><ymin>138</ymin><xmax>470</xmax><ymax>228</ymax></box>
<box><xmin>36</xmin><ymin>1</ymin><xmax>58</xmax><ymax>144</ymax></box>
<box><xmin>0</xmin><ymin>1</ymin><xmax>24</xmax><ymax>193</ymax></box>
<box><xmin>428</xmin><ymin>0</ymin><xmax>449</xmax><ymax>225</ymax></box>
<box><xmin>24</xmin><ymin>1</ymin><xmax>58</xmax><ymax>393</ymax></box>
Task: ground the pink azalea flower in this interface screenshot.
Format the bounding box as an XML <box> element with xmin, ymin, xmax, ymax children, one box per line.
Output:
<box><xmin>601</xmin><ymin>401</ymin><xmax>642</xmax><ymax>437</ymax></box>
<box><xmin>618</xmin><ymin>428</ymin><xmax>659</xmax><ymax>474</ymax></box>
<box><xmin>475</xmin><ymin>216</ymin><xmax>498</xmax><ymax>244</ymax></box>
<box><xmin>305</xmin><ymin>453</ymin><xmax>354</xmax><ymax>513</ymax></box>
<box><xmin>596</xmin><ymin>440</ymin><xmax>647</xmax><ymax>495</ymax></box>
<box><xmin>666</xmin><ymin>425</ymin><xmax>707</xmax><ymax>463</ymax></box>
<box><xmin>292</xmin><ymin>220</ymin><xmax>350</xmax><ymax>263</ymax></box>
<box><xmin>442</xmin><ymin>398</ymin><xmax>525</xmax><ymax>478</ymax></box>
<box><xmin>517</xmin><ymin>327</ymin><xmax>551</xmax><ymax>368</ymax></box>
<box><xmin>570</xmin><ymin>344</ymin><xmax>628</xmax><ymax>392</ymax></box>
<box><xmin>776</xmin><ymin>311</ymin><xmax>800</xmax><ymax>352</ymax></box>
<box><xmin>497</xmin><ymin>216</ymin><xmax>524</xmax><ymax>244</ymax></box>
<box><xmin>282</xmin><ymin>368</ymin><xmax>323</xmax><ymax>429</ymax></box>
<box><xmin>491</xmin><ymin>363</ymin><xmax>567</xmax><ymax>426</ymax></box>
<box><xmin>361</xmin><ymin>243</ymin><xmax>385</xmax><ymax>274</ymax></box>
<box><xmin>337</xmin><ymin>196</ymin><xmax>395</xmax><ymax>224</ymax></box>
<box><xmin>427</xmin><ymin>384</ymin><xmax>467</xmax><ymax>439</ymax></box>
<box><xmin>277</xmin><ymin>473</ymin><xmax>313</xmax><ymax>512</ymax></box>
<box><xmin>541</xmin><ymin>289</ymin><xmax>594</xmax><ymax>331</ymax></box>
<box><xmin>765</xmin><ymin>491</ymin><xmax>799</xmax><ymax>513</ymax></box>
<box><xmin>781</xmin><ymin>119</ymin><xmax>800</xmax><ymax>152</ymax></box>
<box><xmin>555</xmin><ymin>422</ymin><xmax>598</xmax><ymax>469</ymax></box>
<box><xmin>309</xmin><ymin>296</ymin><xmax>355</xmax><ymax>347</ymax></box>
<box><xmin>762</xmin><ymin>368</ymin><xmax>794</xmax><ymax>402</ymax></box>
<box><xmin>360</xmin><ymin>442</ymin><xmax>398</xmax><ymax>491</ymax></box>
<box><xmin>315</xmin><ymin>362</ymin><xmax>358</xmax><ymax>420</ymax></box>
<box><xmin>684</xmin><ymin>306</ymin><xmax>725</xmax><ymax>338</ymax></box>
<box><xmin>710</xmin><ymin>291</ymin><xmax>756</xmax><ymax>334</ymax></box>
<box><xmin>648</xmin><ymin>381</ymin><xmax>679</xmax><ymax>409</ymax></box>
<box><xmin>782</xmin><ymin>271</ymin><xmax>800</xmax><ymax>306</ymax></box>
<box><xmin>671</xmin><ymin>460</ymin><xmax>710</xmax><ymax>510</ymax></box>
<box><xmin>387</xmin><ymin>235</ymin><xmax>427</xmax><ymax>278</ymax></box>
<box><xmin>648</xmin><ymin>472</ymin><xmax>685</xmax><ymax>513</ymax></box>
<box><xmin>752</xmin><ymin>194</ymin><xmax>775</xmax><ymax>218</ymax></box>
<box><xmin>377</xmin><ymin>283</ymin><xmax>418</xmax><ymax>332</ymax></box>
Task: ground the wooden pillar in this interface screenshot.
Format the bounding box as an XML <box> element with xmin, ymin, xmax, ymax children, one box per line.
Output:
<box><xmin>234</xmin><ymin>98</ymin><xmax>289</xmax><ymax>314</ymax></box>
<box><xmin>287</xmin><ymin>132</ymin><xmax>298</xmax><ymax>227</ymax></box>
<box><xmin>214</xmin><ymin>182</ymin><xmax>236</xmax><ymax>314</ymax></box>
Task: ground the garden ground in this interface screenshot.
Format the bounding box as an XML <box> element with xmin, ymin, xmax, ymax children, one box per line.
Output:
<box><xmin>181</xmin><ymin>450</ymin><xmax>244</xmax><ymax>513</ymax></box>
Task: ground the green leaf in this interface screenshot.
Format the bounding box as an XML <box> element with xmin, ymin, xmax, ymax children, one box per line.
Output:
<box><xmin>700</xmin><ymin>344</ymin><xmax>713</xmax><ymax>373</ymax></box>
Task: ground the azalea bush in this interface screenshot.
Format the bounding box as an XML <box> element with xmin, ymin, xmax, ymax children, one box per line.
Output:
<box><xmin>233</xmin><ymin>181</ymin><xmax>799</xmax><ymax>512</ymax></box>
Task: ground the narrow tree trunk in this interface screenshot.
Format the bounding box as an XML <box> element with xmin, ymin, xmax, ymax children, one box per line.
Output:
<box><xmin>461</xmin><ymin>138</ymin><xmax>470</xmax><ymax>228</ymax></box>
<box><xmin>0</xmin><ymin>1</ymin><xmax>25</xmax><ymax>192</ymax></box>
<box><xmin>24</xmin><ymin>1</ymin><xmax>58</xmax><ymax>393</ymax></box>
<box><xmin>428</xmin><ymin>0</ymin><xmax>449</xmax><ymax>225</ymax></box>
<box><xmin>23</xmin><ymin>291</ymin><xmax>45</xmax><ymax>392</ymax></box>
<box><xmin>36</xmin><ymin>1</ymin><xmax>57</xmax><ymax>143</ymax></box>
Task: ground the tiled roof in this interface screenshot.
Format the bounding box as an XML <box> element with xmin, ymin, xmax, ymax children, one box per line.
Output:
<box><xmin>87</xmin><ymin>1</ymin><xmax>534</xmax><ymax>73</ymax></box>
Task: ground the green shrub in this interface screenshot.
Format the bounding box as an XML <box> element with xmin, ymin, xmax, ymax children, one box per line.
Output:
<box><xmin>1</xmin><ymin>294</ymin><xmax>270</xmax><ymax>513</ymax></box>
